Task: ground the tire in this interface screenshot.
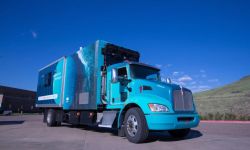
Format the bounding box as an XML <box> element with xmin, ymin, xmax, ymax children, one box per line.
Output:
<box><xmin>46</xmin><ymin>109</ymin><xmax>56</xmax><ymax>127</ymax></box>
<box><xmin>168</xmin><ymin>129</ymin><xmax>190</xmax><ymax>138</ymax></box>
<box><xmin>56</xmin><ymin>121</ymin><xmax>61</xmax><ymax>126</ymax></box>
<box><xmin>124</xmin><ymin>107</ymin><xmax>149</xmax><ymax>143</ymax></box>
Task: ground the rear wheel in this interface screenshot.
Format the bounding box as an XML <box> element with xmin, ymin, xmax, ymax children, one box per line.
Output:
<box><xmin>169</xmin><ymin>129</ymin><xmax>190</xmax><ymax>138</ymax></box>
<box><xmin>124</xmin><ymin>107</ymin><xmax>149</xmax><ymax>143</ymax></box>
<box><xmin>46</xmin><ymin>109</ymin><xmax>57</xmax><ymax>127</ymax></box>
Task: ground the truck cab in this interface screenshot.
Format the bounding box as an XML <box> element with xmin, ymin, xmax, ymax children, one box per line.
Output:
<box><xmin>105</xmin><ymin>62</ymin><xmax>199</xmax><ymax>143</ymax></box>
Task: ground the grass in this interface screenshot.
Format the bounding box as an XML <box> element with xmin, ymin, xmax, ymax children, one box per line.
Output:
<box><xmin>194</xmin><ymin>75</ymin><xmax>250</xmax><ymax>120</ymax></box>
<box><xmin>199</xmin><ymin>112</ymin><xmax>250</xmax><ymax>121</ymax></box>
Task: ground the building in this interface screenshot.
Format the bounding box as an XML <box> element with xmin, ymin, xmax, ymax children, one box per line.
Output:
<box><xmin>0</xmin><ymin>85</ymin><xmax>40</xmax><ymax>113</ymax></box>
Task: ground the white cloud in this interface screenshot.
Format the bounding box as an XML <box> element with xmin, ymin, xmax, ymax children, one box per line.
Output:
<box><xmin>190</xmin><ymin>81</ymin><xmax>197</xmax><ymax>85</ymax></box>
<box><xmin>172</xmin><ymin>71</ymin><xmax>179</xmax><ymax>76</ymax></box>
<box><xmin>208</xmin><ymin>79</ymin><xmax>219</xmax><ymax>82</ymax></box>
<box><xmin>31</xmin><ymin>31</ymin><xmax>37</xmax><ymax>39</ymax></box>
<box><xmin>173</xmin><ymin>71</ymin><xmax>185</xmax><ymax>76</ymax></box>
<box><xmin>172</xmin><ymin>80</ymin><xmax>186</xmax><ymax>86</ymax></box>
<box><xmin>190</xmin><ymin>85</ymin><xmax>211</xmax><ymax>93</ymax></box>
<box><xmin>201</xmin><ymin>74</ymin><xmax>207</xmax><ymax>78</ymax></box>
<box><xmin>197</xmin><ymin>85</ymin><xmax>210</xmax><ymax>92</ymax></box>
<box><xmin>165</xmin><ymin>64</ymin><xmax>172</xmax><ymax>68</ymax></box>
<box><xmin>178</xmin><ymin>75</ymin><xmax>192</xmax><ymax>82</ymax></box>
<box><xmin>178</xmin><ymin>82</ymin><xmax>186</xmax><ymax>86</ymax></box>
<box><xmin>188</xmin><ymin>85</ymin><xmax>197</xmax><ymax>90</ymax></box>
<box><xmin>200</xmin><ymin>69</ymin><xmax>206</xmax><ymax>73</ymax></box>
<box><xmin>155</xmin><ymin>64</ymin><xmax>162</xmax><ymax>68</ymax></box>
<box><xmin>198</xmin><ymin>85</ymin><xmax>210</xmax><ymax>89</ymax></box>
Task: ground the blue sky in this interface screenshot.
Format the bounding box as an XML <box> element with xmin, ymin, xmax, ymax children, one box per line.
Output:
<box><xmin>0</xmin><ymin>0</ymin><xmax>249</xmax><ymax>92</ymax></box>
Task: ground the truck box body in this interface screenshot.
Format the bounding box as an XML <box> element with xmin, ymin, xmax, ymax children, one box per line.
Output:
<box><xmin>36</xmin><ymin>40</ymin><xmax>139</xmax><ymax>110</ymax></box>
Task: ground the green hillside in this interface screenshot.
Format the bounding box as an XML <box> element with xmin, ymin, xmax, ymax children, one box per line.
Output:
<box><xmin>194</xmin><ymin>75</ymin><xmax>250</xmax><ymax>120</ymax></box>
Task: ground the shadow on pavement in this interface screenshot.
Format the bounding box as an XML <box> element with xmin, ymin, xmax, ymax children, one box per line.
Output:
<box><xmin>79</xmin><ymin>125</ymin><xmax>118</xmax><ymax>136</ymax></box>
<box><xmin>0</xmin><ymin>120</ymin><xmax>25</xmax><ymax>125</ymax></box>
<box><xmin>61</xmin><ymin>123</ymin><xmax>202</xmax><ymax>143</ymax></box>
<box><xmin>145</xmin><ymin>129</ymin><xmax>203</xmax><ymax>143</ymax></box>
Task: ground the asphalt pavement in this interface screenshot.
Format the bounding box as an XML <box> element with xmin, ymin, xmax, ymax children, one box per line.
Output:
<box><xmin>0</xmin><ymin>115</ymin><xmax>250</xmax><ymax>150</ymax></box>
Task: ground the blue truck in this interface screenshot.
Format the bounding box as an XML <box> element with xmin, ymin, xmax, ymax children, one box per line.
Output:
<box><xmin>36</xmin><ymin>40</ymin><xmax>199</xmax><ymax>143</ymax></box>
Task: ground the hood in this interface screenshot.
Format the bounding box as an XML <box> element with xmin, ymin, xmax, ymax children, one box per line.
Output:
<box><xmin>129</xmin><ymin>79</ymin><xmax>182</xmax><ymax>100</ymax></box>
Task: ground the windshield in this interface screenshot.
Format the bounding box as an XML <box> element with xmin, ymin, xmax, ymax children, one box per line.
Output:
<box><xmin>130</xmin><ymin>64</ymin><xmax>160</xmax><ymax>81</ymax></box>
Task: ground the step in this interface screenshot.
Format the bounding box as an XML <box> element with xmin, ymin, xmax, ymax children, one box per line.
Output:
<box><xmin>98</xmin><ymin>111</ymin><xmax>117</xmax><ymax>128</ymax></box>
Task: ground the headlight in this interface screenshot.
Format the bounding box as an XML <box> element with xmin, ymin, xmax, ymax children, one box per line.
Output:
<box><xmin>148</xmin><ymin>104</ymin><xmax>169</xmax><ymax>112</ymax></box>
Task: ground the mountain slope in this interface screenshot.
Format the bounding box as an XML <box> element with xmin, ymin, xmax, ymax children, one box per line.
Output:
<box><xmin>194</xmin><ymin>75</ymin><xmax>250</xmax><ymax>117</ymax></box>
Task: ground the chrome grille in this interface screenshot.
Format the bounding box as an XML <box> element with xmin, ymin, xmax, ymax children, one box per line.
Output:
<box><xmin>173</xmin><ymin>90</ymin><xmax>194</xmax><ymax>111</ymax></box>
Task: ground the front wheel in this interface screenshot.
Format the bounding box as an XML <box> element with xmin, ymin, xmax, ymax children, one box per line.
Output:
<box><xmin>168</xmin><ymin>129</ymin><xmax>190</xmax><ymax>138</ymax></box>
<box><xmin>124</xmin><ymin>107</ymin><xmax>149</xmax><ymax>143</ymax></box>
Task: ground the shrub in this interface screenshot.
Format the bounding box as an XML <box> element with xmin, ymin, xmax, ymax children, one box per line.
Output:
<box><xmin>214</xmin><ymin>112</ymin><xmax>223</xmax><ymax>120</ymax></box>
<box><xmin>199</xmin><ymin>114</ymin><xmax>208</xmax><ymax>120</ymax></box>
<box><xmin>224</xmin><ymin>113</ymin><xmax>236</xmax><ymax>120</ymax></box>
<box><xmin>199</xmin><ymin>112</ymin><xmax>250</xmax><ymax>121</ymax></box>
<box><xmin>238</xmin><ymin>115</ymin><xmax>250</xmax><ymax>121</ymax></box>
<box><xmin>207</xmin><ymin>113</ymin><xmax>214</xmax><ymax>120</ymax></box>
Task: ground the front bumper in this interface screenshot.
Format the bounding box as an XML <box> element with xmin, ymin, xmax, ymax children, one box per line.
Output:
<box><xmin>145</xmin><ymin>113</ymin><xmax>200</xmax><ymax>130</ymax></box>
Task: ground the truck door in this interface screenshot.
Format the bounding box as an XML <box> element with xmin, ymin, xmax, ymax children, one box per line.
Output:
<box><xmin>109</xmin><ymin>67</ymin><xmax>128</xmax><ymax>105</ymax></box>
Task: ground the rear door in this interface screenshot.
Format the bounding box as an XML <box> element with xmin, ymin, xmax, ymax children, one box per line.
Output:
<box><xmin>36</xmin><ymin>57</ymin><xmax>66</xmax><ymax>107</ymax></box>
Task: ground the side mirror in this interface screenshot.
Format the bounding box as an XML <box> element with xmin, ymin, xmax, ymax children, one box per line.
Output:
<box><xmin>111</xmin><ymin>68</ymin><xmax>118</xmax><ymax>83</ymax></box>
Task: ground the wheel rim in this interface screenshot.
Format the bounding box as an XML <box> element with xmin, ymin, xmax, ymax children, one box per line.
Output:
<box><xmin>126</xmin><ymin>115</ymin><xmax>138</xmax><ymax>137</ymax></box>
<box><xmin>47</xmin><ymin>112</ymin><xmax>51</xmax><ymax>124</ymax></box>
